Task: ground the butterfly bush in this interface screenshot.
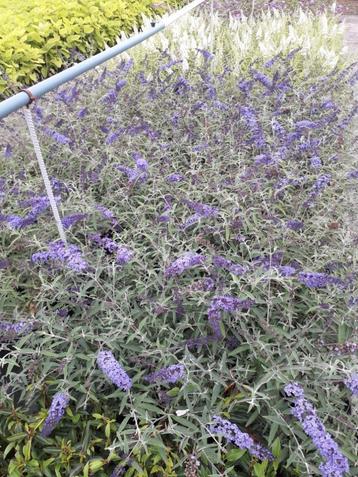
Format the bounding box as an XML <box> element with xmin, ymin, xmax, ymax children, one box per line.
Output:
<box><xmin>31</xmin><ymin>240</ymin><xmax>88</xmax><ymax>272</ymax></box>
<box><xmin>284</xmin><ymin>383</ymin><xmax>350</xmax><ymax>477</ymax></box>
<box><xmin>165</xmin><ymin>252</ymin><xmax>206</xmax><ymax>278</ymax></box>
<box><xmin>0</xmin><ymin>20</ymin><xmax>357</xmax><ymax>475</ymax></box>
<box><xmin>344</xmin><ymin>374</ymin><xmax>358</xmax><ymax>396</ymax></box>
<box><xmin>209</xmin><ymin>416</ymin><xmax>273</xmax><ymax>461</ymax></box>
<box><xmin>41</xmin><ymin>392</ymin><xmax>70</xmax><ymax>437</ymax></box>
<box><xmin>97</xmin><ymin>350</ymin><xmax>132</xmax><ymax>391</ymax></box>
<box><xmin>0</xmin><ymin>320</ymin><xmax>33</xmax><ymax>337</ymax></box>
<box><xmin>145</xmin><ymin>364</ymin><xmax>185</xmax><ymax>384</ymax></box>
<box><xmin>207</xmin><ymin>296</ymin><xmax>255</xmax><ymax>338</ymax></box>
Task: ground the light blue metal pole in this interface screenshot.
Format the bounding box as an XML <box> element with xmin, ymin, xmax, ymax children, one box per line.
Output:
<box><xmin>0</xmin><ymin>0</ymin><xmax>206</xmax><ymax>119</ymax></box>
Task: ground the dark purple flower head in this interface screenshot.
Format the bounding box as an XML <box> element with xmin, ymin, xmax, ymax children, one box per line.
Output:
<box><xmin>279</xmin><ymin>265</ymin><xmax>296</xmax><ymax>277</ymax></box>
<box><xmin>166</xmin><ymin>173</ymin><xmax>184</xmax><ymax>183</ymax></box>
<box><xmin>43</xmin><ymin>127</ymin><xmax>71</xmax><ymax>145</ymax></box>
<box><xmin>253</xmin><ymin>251</ymin><xmax>283</xmax><ymax>270</ymax></box>
<box><xmin>213</xmin><ymin>256</ymin><xmax>246</xmax><ymax>276</ymax></box>
<box><xmin>165</xmin><ymin>252</ymin><xmax>206</xmax><ymax>278</ymax></box>
<box><xmin>0</xmin><ymin>320</ymin><xmax>33</xmax><ymax>337</ymax></box>
<box><xmin>7</xmin><ymin>214</ymin><xmax>37</xmax><ymax>230</ymax></box>
<box><xmin>238</xmin><ymin>79</ymin><xmax>253</xmax><ymax>94</ymax></box>
<box><xmin>347</xmin><ymin>170</ymin><xmax>358</xmax><ymax>179</ymax></box>
<box><xmin>97</xmin><ymin>350</ymin><xmax>132</xmax><ymax>391</ymax></box>
<box><xmin>286</xmin><ymin>219</ymin><xmax>304</xmax><ymax>231</ymax></box>
<box><xmin>32</xmin><ymin>240</ymin><xmax>87</xmax><ymax>272</ymax></box>
<box><xmin>251</xmin><ymin>69</ymin><xmax>272</xmax><ymax>89</ymax></box>
<box><xmin>310</xmin><ymin>156</ymin><xmax>322</xmax><ymax>169</ymax></box>
<box><xmin>344</xmin><ymin>374</ymin><xmax>358</xmax><ymax>396</ymax></box>
<box><xmin>115</xmin><ymin>79</ymin><xmax>127</xmax><ymax>92</ymax></box>
<box><xmin>145</xmin><ymin>364</ymin><xmax>185</xmax><ymax>384</ymax></box>
<box><xmin>240</xmin><ymin>105</ymin><xmax>266</xmax><ymax>148</ymax></box>
<box><xmin>284</xmin><ymin>383</ymin><xmax>349</xmax><ymax>477</ymax></box>
<box><xmin>78</xmin><ymin>107</ymin><xmax>88</xmax><ymax>118</ymax></box>
<box><xmin>182</xmin><ymin>214</ymin><xmax>201</xmax><ymax>230</ymax></box>
<box><xmin>184</xmin><ymin>200</ymin><xmax>218</xmax><ymax>218</ymax></box>
<box><xmin>208</xmin><ymin>295</ymin><xmax>255</xmax><ymax>338</ymax></box>
<box><xmin>4</xmin><ymin>144</ymin><xmax>12</xmax><ymax>158</ymax></box>
<box><xmin>209</xmin><ymin>416</ymin><xmax>273</xmax><ymax>461</ymax></box>
<box><xmin>132</xmin><ymin>152</ymin><xmax>148</xmax><ymax>171</ymax></box>
<box><xmin>298</xmin><ymin>272</ymin><xmax>338</xmax><ymax>288</ymax></box>
<box><xmin>41</xmin><ymin>392</ymin><xmax>70</xmax><ymax>437</ymax></box>
<box><xmin>62</xmin><ymin>213</ymin><xmax>86</xmax><ymax>229</ymax></box>
<box><xmin>116</xmin><ymin>246</ymin><xmax>134</xmax><ymax>266</ymax></box>
<box><xmin>196</xmin><ymin>48</ymin><xmax>214</xmax><ymax>61</ymax></box>
<box><xmin>295</xmin><ymin>120</ymin><xmax>319</xmax><ymax>130</ymax></box>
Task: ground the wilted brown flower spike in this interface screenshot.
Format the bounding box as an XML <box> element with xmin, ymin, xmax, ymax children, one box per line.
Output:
<box><xmin>185</xmin><ymin>454</ymin><xmax>200</xmax><ymax>477</ymax></box>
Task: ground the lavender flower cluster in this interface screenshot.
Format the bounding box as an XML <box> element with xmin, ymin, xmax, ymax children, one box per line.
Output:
<box><xmin>344</xmin><ymin>374</ymin><xmax>358</xmax><ymax>396</ymax></box>
<box><xmin>32</xmin><ymin>240</ymin><xmax>88</xmax><ymax>272</ymax></box>
<box><xmin>41</xmin><ymin>392</ymin><xmax>70</xmax><ymax>437</ymax></box>
<box><xmin>6</xmin><ymin>195</ymin><xmax>60</xmax><ymax>230</ymax></box>
<box><xmin>89</xmin><ymin>234</ymin><xmax>133</xmax><ymax>266</ymax></box>
<box><xmin>0</xmin><ymin>320</ymin><xmax>33</xmax><ymax>337</ymax></box>
<box><xmin>182</xmin><ymin>200</ymin><xmax>218</xmax><ymax>229</ymax></box>
<box><xmin>284</xmin><ymin>383</ymin><xmax>349</xmax><ymax>477</ymax></box>
<box><xmin>145</xmin><ymin>364</ymin><xmax>185</xmax><ymax>384</ymax></box>
<box><xmin>97</xmin><ymin>350</ymin><xmax>132</xmax><ymax>391</ymax></box>
<box><xmin>165</xmin><ymin>252</ymin><xmax>206</xmax><ymax>277</ymax></box>
<box><xmin>115</xmin><ymin>152</ymin><xmax>149</xmax><ymax>184</ymax></box>
<box><xmin>209</xmin><ymin>416</ymin><xmax>273</xmax><ymax>461</ymax></box>
<box><xmin>208</xmin><ymin>295</ymin><xmax>255</xmax><ymax>338</ymax></box>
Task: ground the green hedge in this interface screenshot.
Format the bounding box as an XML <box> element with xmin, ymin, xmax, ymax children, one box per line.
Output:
<box><xmin>0</xmin><ymin>0</ymin><xmax>182</xmax><ymax>98</ymax></box>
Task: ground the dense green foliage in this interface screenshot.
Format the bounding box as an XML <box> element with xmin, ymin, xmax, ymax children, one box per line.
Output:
<box><xmin>0</xmin><ymin>0</ymin><xmax>182</xmax><ymax>98</ymax></box>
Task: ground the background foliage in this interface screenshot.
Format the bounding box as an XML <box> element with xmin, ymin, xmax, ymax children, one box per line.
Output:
<box><xmin>0</xmin><ymin>0</ymin><xmax>182</xmax><ymax>98</ymax></box>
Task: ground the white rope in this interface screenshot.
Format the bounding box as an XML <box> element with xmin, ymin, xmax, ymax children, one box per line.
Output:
<box><xmin>23</xmin><ymin>107</ymin><xmax>67</xmax><ymax>244</ymax></box>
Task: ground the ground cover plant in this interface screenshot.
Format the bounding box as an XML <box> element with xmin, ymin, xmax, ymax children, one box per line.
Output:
<box><xmin>0</xmin><ymin>44</ymin><xmax>357</xmax><ymax>476</ymax></box>
<box><xmin>0</xmin><ymin>0</ymin><xmax>183</xmax><ymax>99</ymax></box>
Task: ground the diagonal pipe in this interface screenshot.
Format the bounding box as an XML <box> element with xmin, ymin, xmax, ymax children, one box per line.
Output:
<box><xmin>0</xmin><ymin>0</ymin><xmax>206</xmax><ymax>119</ymax></box>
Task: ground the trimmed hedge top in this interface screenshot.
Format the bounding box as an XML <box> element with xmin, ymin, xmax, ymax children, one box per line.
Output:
<box><xmin>0</xmin><ymin>0</ymin><xmax>181</xmax><ymax>98</ymax></box>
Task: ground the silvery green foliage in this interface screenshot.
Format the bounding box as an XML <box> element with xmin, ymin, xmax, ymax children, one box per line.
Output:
<box><xmin>0</xmin><ymin>43</ymin><xmax>357</xmax><ymax>475</ymax></box>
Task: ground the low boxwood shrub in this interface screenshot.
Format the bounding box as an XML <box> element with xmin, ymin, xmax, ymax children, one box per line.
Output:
<box><xmin>0</xmin><ymin>0</ymin><xmax>183</xmax><ymax>99</ymax></box>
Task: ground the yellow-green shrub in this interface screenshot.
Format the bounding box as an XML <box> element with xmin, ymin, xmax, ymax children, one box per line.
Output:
<box><xmin>0</xmin><ymin>0</ymin><xmax>182</xmax><ymax>98</ymax></box>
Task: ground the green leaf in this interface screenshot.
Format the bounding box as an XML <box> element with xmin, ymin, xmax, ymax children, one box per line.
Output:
<box><xmin>226</xmin><ymin>448</ymin><xmax>246</xmax><ymax>462</ymax></box>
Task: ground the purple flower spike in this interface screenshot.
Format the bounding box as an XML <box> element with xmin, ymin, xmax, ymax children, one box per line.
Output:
<box><xmin>41</xmin><ymin>392</ymin><xmax>70</xmax><ymax>437</ymax></box>
<box><xmin>4</xmin><ymin>144</ymin><xmax>12</xmax><ymax>158</ymax></box>
<box><xmin>32</xmin><ymin>240</ymin><xmax>87</xmax><ymax>272</ymax></box>
<box><xmin>286</xmin><ymin>219</ymin><xmax>304</xmax><ymax>231</ymax></box>
<box><xmin>0</xmin><ymin>320</ymin><xmax>33</xmax><ymax>337</ymax></box>
<box><xmin>344</xmin><ymin>373</ymin><xmax>358</xmax><ymax>396</ymax></box>
<box><xmin>97</xmin><ymin>350</ymin><xmax>132</xmax><ymax>391</ymax></box>
<box><xmin>213</xmin><ymin>256</ymin><xmax>246</xmax><ymax>276</ymax></box>
<box><xmin>208</xmin><ymin>295</ymin><xmax>255</xmax><ymax>338</ymax></box>
<box><xmin>298</xmin><ymin>272</ymin><xmax>339</xmax><ymax>288</ymax></box>
<box><xmin>209</xmin><ymin>416</ymin><xmax>273</xmax><ymax>461</ymax></box>
<box><xmin>165</xmin><ymin>252</ymin><xmax>205</xmax><ymax>277</ymax></box>
<box><xmin>145</xmin><ymin>364</ymin><xmax>185</xmax><ymax>384</ymax></box>
<box><xmin>62</xmin><ymin>213</ymin><xmax>86</xmax><ymax>229</ymax></box>
<box><xmin>166</xmin><ymin>173</ymin><xmax>183</xmax><ymax>183</ymax></box>
<box><xmin>116</xmin><ymin>246</ymin><xmax>134</xmax><ymax>266</ymax></box>
<box><xmin>284</xmin><ymin>383</ymin><xmax>350</xmax><ymax>477</ymax></box>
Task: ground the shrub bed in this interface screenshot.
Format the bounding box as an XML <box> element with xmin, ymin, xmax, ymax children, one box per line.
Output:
<box><xmin>0</xmin><ymin>45</ymin><xmax>357</xmax><ymax>476</ymax></box>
